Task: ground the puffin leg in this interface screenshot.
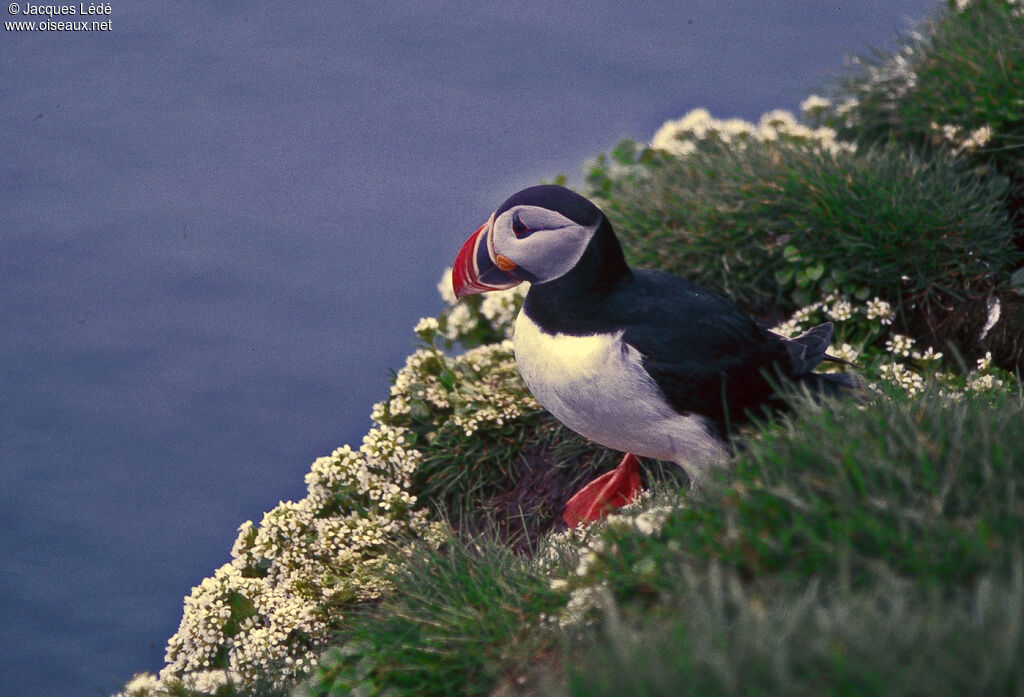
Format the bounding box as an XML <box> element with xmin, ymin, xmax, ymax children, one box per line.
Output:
<box><xmin>563</xmin><ymin>453</ymin><xmax>643</xmax><ymax>527</ymax></box>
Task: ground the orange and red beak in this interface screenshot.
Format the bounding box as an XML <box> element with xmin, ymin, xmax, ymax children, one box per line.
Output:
<box><xmin>452</xmin><ymin>213</ymin><xmax>523</xmax><ymax>299</ymax></box>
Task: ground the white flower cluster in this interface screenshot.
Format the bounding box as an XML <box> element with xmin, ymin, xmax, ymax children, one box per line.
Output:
<box><xmin>770</xmin><ymin>292</ymin><xmax>954</xmax><ymax>397</ymax></box>
<box><xmin>118</xmin><ymin>670</ymin><xmax>240</xmax><ymax>697</ymax></box>
<box><xmin>827</xmin><ymin>297</ymin><xmax>854</xmax><ymax>322</ymax></box>
<box><xmin>374</xmin><ymin>348</ymin><xmax>455</xmax><ymax>422</ymax></box>
<box><xmin>866</xmin><ymin>297</ymin><xmax>896</xmax><ymax>325</ymax></box>
<box><xmin>967</xmin><ymin>352</ymin><xmax>1005</xmax><ymax>392</ymax></box>
<box><xmin>878</xmin><ymin>346</ymin><xmax>1008</xmax><ymax>398</ymax></box>
<box><xmin>885</xmin><ymin>333</ymin><xmax>915</xmax><ymax>358</ymax></box>
<box><xmin>912</xmin><ymin>346</ymin><xmax>943</xmax><ymax>363</ymax></box>
<box><xmin>878</xmin><ymin>361</ymin><xmax>927</xmax><ymax>396</ymax></box>
<box><xmin>650</xmin><ymin>105</ymin><xmax>854</xmax><ymax>158</ymax></box>
<box><xmin>930</xmin><ymin>121</ymin><xmax>995</xmax><ymax>153</ymax></box>
<box><xmin>117</xmin><ymin>265</ymin><xmax>556</xmax><ymax>696</ymax></box>
<box><xmin>545</xmin><ymin>496</ymin><xmax>676</xmax><ymax>628</ymax></box>
<box><xmin>771</xmin><ymin>292</ymin><xmax>893</xmax><ymax>340</ymax></box>
<box><xmin>848</xmin><ymin>40</ymin><xmax>920</xmax><ymax>111</ymax></box>
<box><xmin>830</xmin><ymin>342</ymin><xmax>861</xmax><ymax>364</ymax></box>
<box><xmin>480</xmin><ymin>289</ymin><xmax>524</xmax><ymax>333</ymax></box>
<box><xmin>124</xmin><ymin>259</ymin><xmax>562</xmax><ymax>692</ymax></box>
<box><xmin>117</xmin><ymin>422</ymin><xmax>446</xmax><ymax>696</ymax></box>
<box><xmin>373</xmin><ymin>340</ymin><xmax>539</xmax><ymax>439</ymax></box>
<box><xmin>450</xmin><ymin>341</ymin><xmax>541</xmax><ymax>435</ymax></box>
<box><xmin>954</xmin><ymin>0</ymin><xmax>1023</xmax><ymax>16</ymax></box>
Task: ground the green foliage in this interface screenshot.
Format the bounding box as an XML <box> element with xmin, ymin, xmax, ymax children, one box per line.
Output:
<box><xmin>566</xmin><ymin>565</ymin><xmax>1024</xmax><ymax>697</ymax></box>
<box><xmin>293</xmin><ymin>388</ymin><xmax>1024</xmax><ymax>697</ymax></box>
<box><xmin>552</xmin><ymin>388</ymin><xmax>1024</xmax><ymax>697</ymax></box>
<box><xmin>832</xmin><ymin>0</ymin><xmax>1024</xmax><ymax>182</ymax></box>
<box><xmin>572</xmin><ymin>389</ymin><xmax>1024</xmax><ymax>602</ymax></box>
<box><xmin>299</xmin><ymin>529</ymin><xmax>566</xmax><ymax>697</ymax></box>
<box><xmin>587</xmin><ymin>137</ymin><xmax>1015</xmax><ymax>315</ymax></box>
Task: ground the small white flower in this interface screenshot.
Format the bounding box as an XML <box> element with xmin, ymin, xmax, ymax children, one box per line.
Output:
<box><xmin>550</xmin><ymin>578</ymin><xmax>570</xmax><ymax>591</ymax></box>
<box><xmin>878</xmin><ymin>362</ymin><xmax>924</xmax><ymax>396</ymax></box>
<box><xmin>976</xmin><ymin>351</ymin><xmax>993</xmax><ymax>372</ymax></box>
<box><xmin>827</xmin><ymin>298</ymin><xmax>854</xmax><ymax>322</ymax></box>
<box><xmin>437</xmin><ymin>268</ymin><xmax>457</xmax><ymax>306</ymax></box>
<box><xmin>866</xmin><ymin>297</ymin><xmax>894</xmax><ymax>325</ymax></box>
<box><xmin>800</xmin><ymin>95</ymin><xmax>831</xmax><ymax>117</ymax></box>
<box><xmin>771</xmin><ymin>319</ymin><xmax>803</xmax><ymax>338</ymax></box>
<box><xmin>912</xmin><ymin>346</ymin><xmax>943</xmax><ymax>362</ymax></box>
<box><xmin>836</xmin><ymin>98</ymin><xmax>859</xmax><ymax>116</ymax></box>
<box><xmin>885</xmin><ymin>334</ymin><xmax>915</xmax><ymax>358</ymax></box>
<box><xmin>758</xmin><ymin>109</ymin><xmax>799</xmax><ymax>131</ymax></box>
<box><xmin>792</xmin><ymin>298</ymin><xmax>825</xmax><ymax>323</ymax></box>
<box><xmin>718</xmin><ymin>118</ymin><xmax>755</xmax><ymax>139</ymax></box>
<box><xmin>117</xmin><ymin>673</ymin><xmax>162</xmax><ymax>697</ymax></box>
<box><xmin>560</xmin><ymin>582</ymin><xmax>613</xmax><ymax>628</ymax></box>
<box><xmin>443</xmin><ymin>303</ymin><xmax>474</xmax><ymax>340</ymax></box>
<box><xmin>963</xmin><ymin>125</ymin><xmax>993</xmax><ymax>151</ymax></box>
<box><xmin>968</xmin><ymin>373</ymin><xmax>1003</xmax><ymax>392</ymax></box>
<box><xmin>831</xmin><ymin>343</ymin><xmax>859</xmax><ymax>364</ymax></box>
<box><xmin>414</xmin><ymin>317</ymin><xmax>439</xmax><ymax>334</ymax></box>
<box><xmin>651</xmin><ymin>108</ymin><xmax>715</xmax><ymax>151</ymax></box>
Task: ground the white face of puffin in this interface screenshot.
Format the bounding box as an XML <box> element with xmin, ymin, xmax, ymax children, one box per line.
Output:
<box><xmin>452</xmin><ymin>204</ymin><xmax>598</xmax><ymax>298</ymax></box>
<box><xmin>491</xmin><ymin>205</ymin><xmax>597</xmax><ymax>284</ymax></box>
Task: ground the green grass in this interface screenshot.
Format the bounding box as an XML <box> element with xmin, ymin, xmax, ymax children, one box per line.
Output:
<box><xmin>587</xmin><ymin>136</ymin><xmax>1016</xmax><ymax>318</ymax></box>
<box><xmin>296</xmin><ymin>388</ymin><xmax>1024</xmax><ymax>697</ymax></box>
<box><xmin>832</xmin><ymin>0</ymin><xmax>1024</xmax><ymax>183</ymax></box>
<box><xmin>298</xmin><ymin>527</ymin><xmax>568</xmax><ymax>697</ymax></box>
<box><xmin>574</xmin><ymin>387</ymin><xmax>1024</xmax><ymax>596</ymax></box>
<box><xmin>411</xmin><ymin>412</ymin><xmax>614</xmax><ymax>540</ymax></box>
<box><xmin>566</xmin><ymin>564</ymin><xmax>1024</xmax><ymax>697</ymax></box>
<box><xmin>555</xmin><ymin>387</ymin><xmax>1024</xmax><ymax>697</ymax></box>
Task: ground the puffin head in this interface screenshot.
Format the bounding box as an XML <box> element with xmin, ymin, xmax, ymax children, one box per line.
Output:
<box><xmin>452</xmin><ymin>185</ymin><xmax>607</xmax><ymax>298</ymax></box>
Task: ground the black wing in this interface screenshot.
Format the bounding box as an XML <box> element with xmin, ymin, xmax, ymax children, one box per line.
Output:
<box><xmin>612</xmin><ymin>270</ymin><xmax>793</xmax><ymax>430</ymax></box>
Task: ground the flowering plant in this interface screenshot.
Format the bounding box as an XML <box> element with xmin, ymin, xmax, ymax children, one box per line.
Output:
<box><xmin>116</xmin><ymin>276</ymin><xmax>538</xmax><ymax>696</ymax></box>
<box><xmin>771</xmin><ymin>291</ymin><xmax>1012</xmax><ymax>397</ymax></box>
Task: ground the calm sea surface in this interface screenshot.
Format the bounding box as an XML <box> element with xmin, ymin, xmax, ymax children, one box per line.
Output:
<box><xmin>1</xmin><ymin>2</ymin><xmax>935</xmax><ymax>694</ymax></box>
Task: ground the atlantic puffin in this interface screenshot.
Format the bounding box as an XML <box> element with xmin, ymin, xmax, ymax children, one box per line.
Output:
<box><xmin>452</xmin><ymin>185</ymin><xmax>855</xmax><ymax>527</ymax></box>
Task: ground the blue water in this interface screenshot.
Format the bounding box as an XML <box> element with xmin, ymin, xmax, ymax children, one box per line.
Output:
<box><xmin>1</xmin><ymin>2</ymin><xmax>936</xmax><ymax>694</ymax></box>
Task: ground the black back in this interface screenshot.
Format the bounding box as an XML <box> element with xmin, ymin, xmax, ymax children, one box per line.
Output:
<box><xmin>521</xmin><ymin>199</ymin><xmax>794</xmax><ymax>433</ymax></box>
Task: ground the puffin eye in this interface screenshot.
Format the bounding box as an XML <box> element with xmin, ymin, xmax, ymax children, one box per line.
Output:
<box><xmin>512</xmin><ymin>212</ymin><xmax>532</xmax><ymax>238</ymax></box>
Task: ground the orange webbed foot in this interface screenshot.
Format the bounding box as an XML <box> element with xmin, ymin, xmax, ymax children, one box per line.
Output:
<box><xmin>563</xmin><ymin>453</ymin><xmax>643</xmax><ymax>527</ymax></box>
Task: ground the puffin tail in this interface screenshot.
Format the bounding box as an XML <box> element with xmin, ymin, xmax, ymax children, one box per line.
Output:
<box><xmin>795</xmin><ymin>370</ymin><xmax>861</xmax><ymax>398</ymax></box>
<box><xmin>776</xmin><ymin>322</ymin><xmax>836</xmax><ymax>375</ymax></box>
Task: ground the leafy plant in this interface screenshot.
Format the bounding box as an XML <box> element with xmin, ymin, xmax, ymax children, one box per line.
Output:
<box><xmin>549</xmin><ymin>388</ymin><xmax>1024</xmax><ymax>696</ymax></box>
<box><xmin>299</xmin><ymin>528</ymin><xmax>567</xmax><ymax>697</ymax></box>
<box><xmin>831</xmin><ymin>0</ymin><xmax>1024</xmax><ymax>183</ymax></box>
<box><xmin>588</xmin><ymin>136</ymin><xmax>1015</xmax><ymax>317</ymax></box>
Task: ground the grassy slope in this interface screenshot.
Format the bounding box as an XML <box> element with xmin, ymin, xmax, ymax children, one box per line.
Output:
<box><xmin>298</xmin><ymin>5</ymin><xmax>1024</xmax><ymax>696</ymax></box>
<box><xmin>136</xmin><ymin>3</ymin><xmax>1024</xmax><ymax>696</ymax></box>
<box><xmin>302</xmin><ymin>4</ymin><xmax>1024</xmax><ymax>696</ymax></box>
<box><xmin>306</xmin><ymin>389</ymin><xmax>1024</xmax><ymax>697</ymax></box>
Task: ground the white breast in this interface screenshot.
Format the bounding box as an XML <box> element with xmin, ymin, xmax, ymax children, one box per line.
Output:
<box><xmin>513</xmin><ymin>312</ymin><xmax>726</xmax><ymax>479</ymax></box>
